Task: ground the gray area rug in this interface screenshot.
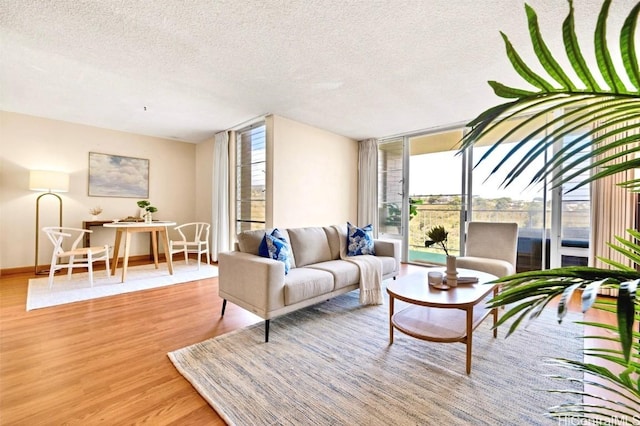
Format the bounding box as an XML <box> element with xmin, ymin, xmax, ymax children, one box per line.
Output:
<box><xmin>169</xmin><ymin>288</ymin><xmax>582</xmax><ymax>425</ymax></box>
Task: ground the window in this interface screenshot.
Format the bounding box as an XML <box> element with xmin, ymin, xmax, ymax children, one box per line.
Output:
<box><xmin>235</xmin><ymin>123</ymin><xmax>266</xmax><ymax>234</ymax></box>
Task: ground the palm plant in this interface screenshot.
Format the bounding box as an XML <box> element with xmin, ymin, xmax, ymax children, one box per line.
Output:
<box><xmin>458</xmin><ymin>0</ymin><xmax>639</xmax><ymax>422</ymax></box>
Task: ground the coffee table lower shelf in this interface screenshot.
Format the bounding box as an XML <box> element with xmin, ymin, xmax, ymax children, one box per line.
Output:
<box><xmin>392</xmin><ymin>303</ymin><xmax>492</xmax><ymax>342</ymax></box>
<box><xmin>390</xmin><ymin>303</ymin><xmax>496</xmax><ymax>373</ymax></box>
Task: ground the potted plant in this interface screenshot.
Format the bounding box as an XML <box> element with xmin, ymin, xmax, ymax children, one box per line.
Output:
<box><xmin>88</xmin><ymin>206</ymin><xmax>103</xmax><ymax>220</ymax></box>
<box><xmin>137</xmin><ymin>200</ymin><xmax>158</xmax><ymax>223</ymax></box>
<box><xmin>458</xmin><ymin>0</ymin><xmax>639</xmax><ymax>422</ymax></box>
<box><xmin>424</xmin><ymin>225</ymin><xmax>449</xmax><ymax>256</ymax></box>
<box><xmin>424</xmin><ymin>225</ymin><xmax>458</xmax><ymax>285</ymax></box>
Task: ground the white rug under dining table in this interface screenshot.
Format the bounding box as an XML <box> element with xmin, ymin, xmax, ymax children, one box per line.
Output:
<box><xmin>26</xmin><ymin>261</ymin><xmax>218</xmax><ymax>311</ymax></box>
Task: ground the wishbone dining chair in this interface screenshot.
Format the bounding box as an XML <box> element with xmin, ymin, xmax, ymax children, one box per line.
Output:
<box><xmin>169</xmin><ymin>222</ymin><xmax>211</xmax><ymax>269</ymax></box>
<box><xmin>42</xmin><ymin>227</ymin><xmax>110</xmax><ymax>288</ymax></box>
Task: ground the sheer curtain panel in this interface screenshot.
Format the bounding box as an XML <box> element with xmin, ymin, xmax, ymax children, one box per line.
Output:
<box><xmin>358</xmin><ymin>139</ymin><xmax>378</xmax><ymax>233</ymax></box>
<box><xmin>211</xmin><ymin>131</ymin><xmax>230</xmax><ymax>262</ymax></box>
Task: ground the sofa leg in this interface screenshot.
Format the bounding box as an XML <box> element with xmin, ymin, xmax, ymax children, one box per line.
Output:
<box><xmin>221</xmin><ymin>299</ymin><xmax>227</xmax><ymax>317</ymax></box>
<box><xmin>265</xmin><ymin>319</ymin><xmax>270</xmax><ymax>342</ymax></box>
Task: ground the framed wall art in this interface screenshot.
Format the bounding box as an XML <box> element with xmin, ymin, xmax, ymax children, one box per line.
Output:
<box><xmin>88</xmin><ymin>152</ymin><xmax>149</xmax><ymax>198</ymax></box>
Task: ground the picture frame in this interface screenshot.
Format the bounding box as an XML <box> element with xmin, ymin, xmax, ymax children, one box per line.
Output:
<box><xmin>88</xmin><ymin>152</ymin><xmax>149</xmax><ymax>198</ymax></box>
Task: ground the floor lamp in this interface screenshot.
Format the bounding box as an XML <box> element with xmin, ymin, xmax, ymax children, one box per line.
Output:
<box><xmin>30</xmin><ymin>170</ymin><xmax>69</xmax><ymax>275</ymax></box>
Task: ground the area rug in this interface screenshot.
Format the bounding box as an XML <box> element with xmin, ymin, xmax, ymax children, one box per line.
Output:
<box><xmin>27</xmin><ymin>261</ymin><xmax>218</xmax><ymax>311</ymax></box>
<box><xmin>169</xmin><ymin>289</ymin><xmax>582</xmax><ymax>425</ymax></box>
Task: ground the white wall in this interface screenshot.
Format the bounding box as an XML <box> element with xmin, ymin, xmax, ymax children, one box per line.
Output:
<box><xmin>0</xmin><ymin>111</ymin><xmax>360</xmax><ymax>270</ymax></box>
<box><xmin>0</xmin><ymin>111</ymin><xmax>197</xmax><ymax>270</ymax></box>
<box><xmin>269</xmin><ymin>115</ymin><xmax>358</xmax><ymax>228</ymax></box>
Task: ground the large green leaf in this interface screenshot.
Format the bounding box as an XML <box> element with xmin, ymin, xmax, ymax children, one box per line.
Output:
<box><xmin>563</xmin><ymin>0</ymin><xmax>601</xmax><ymax>91</ymax></box>
<box><xmin>526</xmin><ymin>4</ymin><xmax>577</xmax><ymax>90</ymax></box>
<box><xmin>459</xmin><ymin>1</ymin><xmax>640</xmax><ymax>192</ymax></box>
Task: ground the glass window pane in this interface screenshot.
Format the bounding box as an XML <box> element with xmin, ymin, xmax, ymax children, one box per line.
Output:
<box><xmin>560</xmin><ymin>133</ymin><xmax>590</xmax><ymax>249</ymax></box>
<box><xmin>378</xmin><ymin>139</ymin><xmax>403</xmax><ymax>236</ymax></box>
<box><xmin>408</xmin><ymin>131</ymin><xmax>464</xmax><ymax>264</ymax></box>
<box><xmin>235</xmin><ymin>123</ymin><xmax>266</xmax><ymax>234</ymax></box>
<box><xmin>472</xmin><ymin>139</ymin><xmax>548</xmax><ymax>272</ymax></box>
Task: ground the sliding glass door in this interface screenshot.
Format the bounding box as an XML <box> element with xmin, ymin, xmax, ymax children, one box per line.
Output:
<box><xmin>378</xmin><ymin>117</ymin><xmax>592</xmax><ymax>271</ymax></box>
<box><xmin>406</xmin><ymin>130</ymin><xmax>465</xmax><ymax>264</ymax></box>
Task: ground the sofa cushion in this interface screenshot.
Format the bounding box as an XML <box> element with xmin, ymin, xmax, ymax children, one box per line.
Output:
<box><xmin>347</xmin><ymin>222</ymin><xmax>375</xmax><ymax>256</ymax></box>
<box><xmin>306</xmin><ymin>260</ymin><xmax>360</xmax><ymax>289</ymax></box>
<box><xmin>284</xmin><ymin>268</ymin><xmax>334</xmax><ymax>305</ymax></box>
<box><xmin>287</xmin><ymin>227</ymin><xmax>332</xmax><ymax>267</ymax></box>
<box><xmin>323</xmin><ymin>225</ymin><xmax>345</xmax><ymax>260</ymax></box>
<box><xmin>237</xmin><ymin>229</ymin><xmax>268</xmax><ymax>255</ymax></box>
<box><xmin>456</xmin><ymin>256</ymin><xmax>514</xmax><ymax>278</ymax></box>
<box><xmin>261</xmin><ymin>233</ymin><xmax>292</xmax><ymax>274</ymax></box>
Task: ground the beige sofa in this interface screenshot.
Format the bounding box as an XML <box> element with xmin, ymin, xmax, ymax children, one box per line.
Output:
<box><xmin>218</xmin><ymin>225</ymin><xmax>400</xmax><ymax>341</ymax></box>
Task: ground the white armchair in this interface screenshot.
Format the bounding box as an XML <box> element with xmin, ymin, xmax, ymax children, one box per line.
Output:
<box><xmin>456</xmin><ymin>222</ymin><xmax>519</xmax><ymax>278</ymax></box>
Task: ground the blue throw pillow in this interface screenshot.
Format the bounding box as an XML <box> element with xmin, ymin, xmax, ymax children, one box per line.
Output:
<box><xmin>347</xmin><ymin>222</ymin><xmax>375</xmax><ymax>256</ymax></box>
<box><xmin>259</xmin><ymin>228</ymin><xmax>291</xmax><ymax>274</ymax></box>
<box><xmin>258</xmin><ymin>228</ymin><xmax>287</xmax><ymax>257</ymax></box>
<box><xmin>265</xmin><ymin>233</ymin><xmax>291</xmax><ymax>274</ymax></box>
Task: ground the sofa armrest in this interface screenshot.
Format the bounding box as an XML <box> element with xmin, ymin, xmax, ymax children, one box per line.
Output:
<box><xmin>374</xmin><ymin>239</ymin><xmax>401</xmax><ymax>273</ymax></box>
<box><xmin>218</xmin><ymin>251</ymin><xmax>286</xmax><ymax>316</ymax></box>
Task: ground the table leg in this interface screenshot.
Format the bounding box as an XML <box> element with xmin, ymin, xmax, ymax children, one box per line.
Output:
<box><xmin>111</xmin><ymin>229</ymin><xmax>122</xmax><ymax>276</ymax></box>
<box><xmin>466</xmin><ymin>307</ymin><xmax>473</xmax><ymax>374</ymax></box>
<box><xmin>160</xmin><ymin>228</ymin><xmax>174</xmax><ymax>275</ymax></box>
<box><xmin>389</xmin><ymin>295</ymin><xmax>395</xmax><ymax>344</ymax></box>
<box><xmin>151</xmin><ymin>230</ymin><xmax>159</xmax><ymax>269</ymax></box>
<box><xmin>121</xmin><ymin>230</ymin><xmax>132</xmax><ymax>283</ymax></box>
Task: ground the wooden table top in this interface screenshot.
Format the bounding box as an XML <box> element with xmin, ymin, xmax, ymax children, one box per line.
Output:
<box><xmin>103</xmin><ymin>221</ymin><xmax>176</xmax><ymax>228</ymax></box>
<box><xmin>386</xmin><ymin>268</ymin><xmax>498</xmax><ymax>308</ymax></box>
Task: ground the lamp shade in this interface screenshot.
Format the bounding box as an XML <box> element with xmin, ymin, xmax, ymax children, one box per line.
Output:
<box><xmin>29</xmin><ymin>170</ymin><xmax>69</xmax><ymax>192</ymax></box>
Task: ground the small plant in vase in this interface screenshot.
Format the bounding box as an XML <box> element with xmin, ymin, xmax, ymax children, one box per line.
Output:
<box><xmin>89</xmin><ymin>206</ymin><xmax>103</xmax><ymax>220</ymax></box>
<box><xmin>137</xmin><ymin>200</ymin><xmax>158</xmax><ymax>223</ymax></box>
<box><xmin>425</xmin><ymin>225</ymin><xmax>457</xmax><ymax>286</ymax></box>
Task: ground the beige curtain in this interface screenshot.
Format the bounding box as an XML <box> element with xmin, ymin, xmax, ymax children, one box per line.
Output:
<box><xmin>357</xmin><ymin>139</ymin><xmax>378</xmax><ymax>234</ymax></box>
<box><xmin>590</xmin><ymin>120</ymin><xmax>639</xmax><ymax>296</ymax></box>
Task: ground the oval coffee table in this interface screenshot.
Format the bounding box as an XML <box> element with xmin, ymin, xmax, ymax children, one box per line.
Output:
<box><xmin>387</xmin><ymin>268</ymin><xmax>498</xmax><ymax>374</ymax></box>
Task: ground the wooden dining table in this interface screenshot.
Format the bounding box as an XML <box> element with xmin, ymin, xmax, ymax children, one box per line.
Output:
<box><xmin>103</xmin><ymin>221</ymin><xmax>176</xmax><ymax>283</ymax></box>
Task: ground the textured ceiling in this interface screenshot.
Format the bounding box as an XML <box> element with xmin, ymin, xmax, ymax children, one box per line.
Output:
<box><xmin>0</xmin><ymin>0</ymin><xmax>635</xmax><ymax>142</ymax></box>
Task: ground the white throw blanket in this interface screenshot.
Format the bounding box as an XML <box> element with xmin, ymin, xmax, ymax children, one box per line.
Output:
<box><xmin>333</xmin><ymin>225</ymin><xmax>383</xmax><ymax>305</ymax></box>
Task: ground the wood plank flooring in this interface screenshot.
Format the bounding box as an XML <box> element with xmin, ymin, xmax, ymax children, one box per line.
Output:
<box><xmin>0</xmin><ymin>263</ymin><xmax>613</xmax><ymax>425</ymax></box>
<box><xmin>0</xmin><ymin>262</ymin><xmax>260</xmax><ymax>424</ymax></box>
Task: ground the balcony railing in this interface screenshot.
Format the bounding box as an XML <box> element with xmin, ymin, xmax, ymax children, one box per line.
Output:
<box><xmin>402</xmin><ymin>204</ymin><xmax>589</xmax><ymax>271</ymax></box>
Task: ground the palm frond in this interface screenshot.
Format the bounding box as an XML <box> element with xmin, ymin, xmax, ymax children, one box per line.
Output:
<box><xmin>490</xmin><ymin>266</ymin><xmax>639</xmax><ymax>360</ymax></box>
<box><xmin>459</xmin><ymin>1</ymin><xmax>640</xmax><ymax>192</ymax></box>
<box><xmin>459</xmin><ymin>2</ymin><xmax>640</xmax><ymax>420</ymax></box>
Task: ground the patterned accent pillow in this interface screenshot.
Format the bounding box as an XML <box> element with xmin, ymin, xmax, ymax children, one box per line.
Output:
<box><xmin>258</xmin><ymin>228</ymin><xmax>287</xmax><ymax>257</ymax></box>
<box><xmin>258</xmin><ymin>228</ymin><xmax>291</xmax><ymax>274</ymax></box>
<box><xmin>347</xmin><ymin>222</ymin><xmax>375</xmax><ymax>256</ymax></box>
<box><xmin>265</xmin><ymin>234</ymin><xmax>291</xmax><ymax>274</ymax></box>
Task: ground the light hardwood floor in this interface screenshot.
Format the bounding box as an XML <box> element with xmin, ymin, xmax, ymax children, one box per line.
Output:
<box><xmin>0</xmin><ymin>261</ymin><xmax>260</xmax><ymax>424</ymax></box>
<box><xmin>0</xmin><ymin>263</ymin><xmax>613</xmax><ymax>424</ymax></box>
